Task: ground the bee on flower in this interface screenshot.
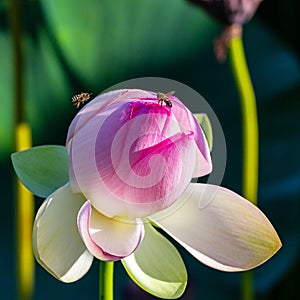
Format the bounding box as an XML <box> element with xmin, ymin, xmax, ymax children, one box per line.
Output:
<box><xmin>157</xmin><ymin>91</ymin><xmax>174</xmax><ymax>108</ymax></box>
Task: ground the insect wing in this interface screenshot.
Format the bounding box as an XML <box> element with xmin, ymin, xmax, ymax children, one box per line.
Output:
<box><xmin>165</xmin><ymin>91</ymin><xmax>175</xmax><ymax>97</ymax></box>
<box><xmin>71</xmin><ymin>95</ymin><xmax>80</xmax><ymax>103</ymax></box>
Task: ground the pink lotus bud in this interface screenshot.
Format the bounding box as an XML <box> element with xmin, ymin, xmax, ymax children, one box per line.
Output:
<box><xmin>66</xmin><ymin>89</ymin><xmax>212</xmax><ymax>218</ymax></box>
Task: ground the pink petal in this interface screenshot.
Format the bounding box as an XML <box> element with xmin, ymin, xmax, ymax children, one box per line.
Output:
<box><xmin>137</xmin><ymin>91</ymin><xmax>212</xmax><ymax>177</ymax></box>
<box><xmin>69</xmin><ymin>100</ymin><xmax>198</xmax><ymax>218</ymax></box>
<box><xmin>68</xmin><ymin>89</ymin><xmax>213</xmax><ymax>219</ymax></box>
<box><xmin>77</xmin><ymin>201</ymin><xmax>144</xmax><ymax>261</ymax></box>
<box><xmin>150</xmin><ymin>183</ymin><xmax>281</xmax><ymax>271</ymax></box>
<box><xmin>66</xmin><ymin>89</ymin><xmax>154</xmax><ymax>150</ymax></box>
<box><xmin>170</xmin><ymin>96</ymin><xmax>212</xmax><ymax>177</ymax></box>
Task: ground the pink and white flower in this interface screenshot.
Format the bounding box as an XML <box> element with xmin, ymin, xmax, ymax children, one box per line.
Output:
<box><xmin>32</xmin><ymin>89</ymin><xmax>281</xmax><ymax>294</ymax></box>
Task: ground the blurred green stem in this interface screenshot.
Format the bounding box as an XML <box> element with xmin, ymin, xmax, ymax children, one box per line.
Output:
<box><xmin>229</xmin><ymin>34</ymin><xmax>259</xmax><ymax>300</ymax></box>
<box><xmin>99</xmin><ymin>261</ymin><xmax>114</xmax><ymax>300</ymax></box>
<box><xmin>8</xmin><ymin>0</ymin><xmax>23</xmax><ymax>123</ymax></box>
<box><xmin>9</xmin><ymin>0</ymin><xmax>34</xmax><ymax>299</ymax></box>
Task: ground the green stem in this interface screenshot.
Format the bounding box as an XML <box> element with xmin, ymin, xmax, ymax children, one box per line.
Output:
<box><xmin>8</xmin><ymin>0</ymin><xmax>23</xmax><ymax>124</ymax></box>
<box><xmin>99</xmin><ymin>261</ymin><xmax>114</xmax><ymax>300</ymax></box>
<box><xmin>229</xmin><ymin>35</ymin><xmax>259</xmax><ymax>205</ymax></box>
<box><xmin>228</xmin><ymin>34</ymin><xmax>259</xmax><ymax>300</ymax></box>
<box><xmin>241</xmin><ymin>271</ymin><xmax>254</xmax><ymax>300</ymax></box>
<box><xmin>9</xmin><ymin>0</ymin><xmax>34</xmax><ymax>299</ymax></box>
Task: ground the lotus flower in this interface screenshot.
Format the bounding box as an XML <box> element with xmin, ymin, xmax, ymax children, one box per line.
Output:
<box><xmin>32</xmin><ymin>89</ymin><xmax>281</xmax><ymax>298</ymax></box>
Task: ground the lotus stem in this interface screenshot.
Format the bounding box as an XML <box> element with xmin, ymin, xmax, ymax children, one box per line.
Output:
<box><xmin>9</xmin><ymin>0</ymin><xmax>34</xmax><ymax>299</ymax></box>
<box><xmin>229</xmin><ymin>33</ymin><xmax>259</xmax><ymax>300</ymax></box>
<box><xmin>99</xmin><ymin>261</ymin><xmax>114</xmax><ymax>300</ymax></box>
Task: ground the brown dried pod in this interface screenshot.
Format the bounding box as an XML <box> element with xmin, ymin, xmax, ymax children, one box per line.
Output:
<box><xmin>187</xmin><ymin>0</ymin><xmax>262</xmax><ymax>61</ymax></box>
<box><xmin>187</xmin><ymin>0</ymin><xmax>262</xmax><ymax>25</ymax></box>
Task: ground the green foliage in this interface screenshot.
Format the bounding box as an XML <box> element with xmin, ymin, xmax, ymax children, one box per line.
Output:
<box><xmin>11</xmin><ymin>145</ymin><xmax>68</xmax><ymax>198</ymax></box>
<box><xmin>39</xmin><ymin>0</ymin><xmax>215</xmax><ymax>87</ymax></box>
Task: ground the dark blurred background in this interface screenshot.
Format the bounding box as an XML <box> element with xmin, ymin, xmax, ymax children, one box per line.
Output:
<box><xmin>0</xmin><ymin>0</ymin><xmax>299</xmax><ymax>299</ymax></box>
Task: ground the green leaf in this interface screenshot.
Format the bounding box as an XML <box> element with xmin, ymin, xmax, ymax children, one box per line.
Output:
<box><xmin>11</xmin><ymin>145</ymin><xmax>69</xmax><ymax>198</ymax></box>
<box><xmin>39</xmin><ymin>0</ymin><xmax>216</xmax><ymax>87</ymax></box>
<box><xmin>194</xmin><ymin>113</ymin><xmax>213</xmax><ymax>151</ymax></box>
<box><xmin>122</xmin><ymin>223</ymin><xmax>187</xmax><ymax>299</ymax></box>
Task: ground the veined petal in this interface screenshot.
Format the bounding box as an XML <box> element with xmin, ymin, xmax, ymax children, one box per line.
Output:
<box><xmin>68</xmin><ymin>89</ymin><xmax>212</xmax><ymax>219</ymax></box>
<box><xmin>70</xmin><ymin>100</ymin><xmax>197</xmax><ymax>218</ymax></box>
<box><xmin>150</xmin><ymin>183</ymin><xmax>281</xmax><ymax>272</ymax></box>
<box><xmin>77</xmin><ymin>201</ymin><xmax>144</xmax><ymax>261</ymax></box>
<box><xmin>66</xmin><ymin>89</ymin><xmax>154</xmax><ymax>149</ymax></box>
<box><xmin>32</xmin><ymin>183</ymin><xmax>93</xmax><ymax>282</ymax></box>
<box><xmin>169</xmin><ymin>96</ymin><xmax>212</xmax><ymax>177</ymax></box>
<box><xmin>122</xmin><ymin>223</ymin><xmax>187</xmax><ymax>299</ymax></box>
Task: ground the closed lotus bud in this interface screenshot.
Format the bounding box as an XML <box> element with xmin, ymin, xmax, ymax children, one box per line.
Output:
<box><xmin>67</xmin><ymin>89</ymin><xmax>212</xmax><ymax>219</ymax></box>
<box><xmin>187</xmin><ymin>0</ymin><xmax>262</xmax><ymax>25</ymax></box>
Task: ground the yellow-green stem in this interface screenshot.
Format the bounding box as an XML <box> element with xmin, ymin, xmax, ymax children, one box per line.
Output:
<box><xmin>9</xmin><ymin>0</ymin><xmax>34</xmax><ymax>299</ymax></box>
<box><xmin>241</xmin><ymin>271</ymin><xmax>254</xmax><ymax>300</ymax></box>
<box><xmin>229</xmin><ymin>35</ymin><xmax>259</xmax><ymax>300</ymax></box>
<box><xmin>15</xmin><ymin>124</ymin><xmax>34</xmax><ymax>300</ymax></box>
<box><xmin>99</xmin><ymin>261</ymin><xmax>114</xmax><ymax>300</ymax></box>
<box><xmin>229</xmin><ymin>36</ymin><xmax>259</xmax><ymax>204</ymax></box>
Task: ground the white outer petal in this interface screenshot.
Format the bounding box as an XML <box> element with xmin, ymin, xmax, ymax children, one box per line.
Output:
<box><xmin>32</xmin><ymin>183</ymin><xmax>93</xmax><ymax>282</ymax></box>
<box><xmin>150</xmin><ymin>183</ymin><xmax>281</xmax><ymax>271</ymax></box>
